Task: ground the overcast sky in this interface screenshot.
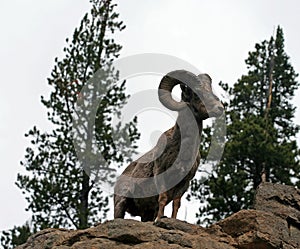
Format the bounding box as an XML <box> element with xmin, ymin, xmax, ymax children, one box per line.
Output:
<box><xmin>1</xmin><ymin>0</ymin><xmax>300</xmax><ymax>231</ymax></box>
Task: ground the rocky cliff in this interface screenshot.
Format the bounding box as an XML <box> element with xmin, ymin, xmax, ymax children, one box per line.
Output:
<box><xmin>16</xmin><ymin>182</ymin><xmax>300</xmax><ymax>249</ymax></box>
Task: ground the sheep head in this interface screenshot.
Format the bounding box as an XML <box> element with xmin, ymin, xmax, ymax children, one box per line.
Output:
<box><xmin>158</xmin><ymin>70</ymin><xmax>224</xmax><ymax>120</ymax></box>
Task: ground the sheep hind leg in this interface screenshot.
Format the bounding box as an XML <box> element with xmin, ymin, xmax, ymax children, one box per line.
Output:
<box><xmin>171</xmin><ymin>196</ymin><xmax>181</xmax><ymax>219</ymax></box>
<box><xmin>114</xmin><ymin>195</ymin><xmax>127</xmax><ymax>219</ymax></box>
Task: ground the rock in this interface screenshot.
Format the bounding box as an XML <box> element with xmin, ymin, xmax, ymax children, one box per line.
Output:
<box><xmin>15</xmin><ymin>220</ymin><xmax>147</xmax><ymax>249</ymax></box>
<box><xmin>16</xmin><ymin>182</ymin><xmax>300</xmax><ymax>249</ymax></box>
<box><xmin>211</xmin><ymin>210</ymin><xmax>291</xmax><ymax>248</ymax></box>
<box><xmin>15</xmin><ymin>218</ymin><xmax>236</xmax><ymax>249</ymax></box>
<box><xmin>154</xmin><ymin>218</ymin><xmax>205</xmax><ymax>235</ymax></box>
<box><xmin>254</xmin><ymin>182</ymin><xmax>300</xmax><ymax>223</ymax></box>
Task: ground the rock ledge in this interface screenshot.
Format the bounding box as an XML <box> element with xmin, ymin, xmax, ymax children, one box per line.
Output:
<box><xmin>16</xmin><ymin>183</ymin><xmax>300</xmax><ymax>249</ymax></box>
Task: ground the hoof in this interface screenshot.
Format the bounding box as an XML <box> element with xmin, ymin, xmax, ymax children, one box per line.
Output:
<box><xmin>153</xmin><ymin>216</ymin><xmax>167</xmax><ymax>225</ymax></box>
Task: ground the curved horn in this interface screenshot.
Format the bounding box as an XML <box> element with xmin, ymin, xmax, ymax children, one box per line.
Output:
<box><xmin>158</xmin><ymin>70</ymin><xmax>200</xmax><ymax>111</ymax></box>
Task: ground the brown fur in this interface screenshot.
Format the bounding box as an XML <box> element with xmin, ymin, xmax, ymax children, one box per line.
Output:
<box><xmin>114</xmin><ymin>74</ymin><xmax>223</xmax><ymax>222</ymax></box>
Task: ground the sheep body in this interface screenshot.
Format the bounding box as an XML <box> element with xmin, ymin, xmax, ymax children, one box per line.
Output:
<box><xmin>114</xmin><ymin>70</ymin><xmax>223</xmax><ymax>222</ymax></box>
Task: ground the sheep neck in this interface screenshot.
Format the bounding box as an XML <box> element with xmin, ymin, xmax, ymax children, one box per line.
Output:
<box><xmin>171</xmin><ymin>108</ymin><xmax>203</xmax><ymax>151</ymax></box>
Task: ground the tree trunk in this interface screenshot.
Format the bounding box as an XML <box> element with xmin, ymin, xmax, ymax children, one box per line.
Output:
<box><xmin>260</xmin><ymin>52</ymin><xmax>274</xmax><ymax>186</ymax></box>
<box><xmin>79</xmin><ymin>170</ymin><xmax>90</xmax><ymax>229</ymax></box>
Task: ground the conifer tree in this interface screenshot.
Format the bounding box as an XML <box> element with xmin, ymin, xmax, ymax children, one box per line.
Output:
<box><xmin>0</xmin><ymin>223</ymin><xmax>33</xmax><ymax>249</ymax></box>
<box><xmin>1</xmin><ymin>1</ymin><xmax>139</xmax><ymax>247</ymax></box>
<box><xmin>190</xmin><ymin>26</ymin><xmax>300</xmax><ymax>224</ymax></box>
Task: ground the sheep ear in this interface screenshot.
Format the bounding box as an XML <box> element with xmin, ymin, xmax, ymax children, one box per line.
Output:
<box><xmin>198</xmin><ymin>73</ymin><xmax>212</xmax><ymax>85</ymax></box>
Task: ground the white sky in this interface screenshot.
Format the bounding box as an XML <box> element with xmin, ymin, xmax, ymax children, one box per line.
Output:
<box><xmin>1</xmin><ymin>0</ymin><xmax>300</xmax><ymax>231</ymax></box>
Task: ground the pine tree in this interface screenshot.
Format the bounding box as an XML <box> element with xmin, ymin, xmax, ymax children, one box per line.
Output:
<box><xmin>190</xmin><ymin>26</ymin><xmax>300</xmax><ymax>224</ymax></box>
<box><xmin>1</xmin><ymin>2</ymin><xmax>139</xmax><ymax>247</ymax></box>
<box><xmin>0</xmin><ymin>223</ymin><xmax>33</xmax><ymax>249</ymax></box>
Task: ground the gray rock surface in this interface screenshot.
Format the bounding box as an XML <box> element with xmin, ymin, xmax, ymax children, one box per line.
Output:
<box><xmin>16</xmin><ymin>182</ymin><xmax>300</xmax><ymax>249</ymax></box>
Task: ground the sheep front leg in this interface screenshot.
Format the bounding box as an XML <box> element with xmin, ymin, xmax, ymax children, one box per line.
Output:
<box><xmin>171</xmin><ymin>196</ymin><xmax>181</xmax><ymax>219</ymax></box>
<box><xmin>154</xmin><ymin>192</ymin><xmax>168</xmax><ymax>222</ymax></box>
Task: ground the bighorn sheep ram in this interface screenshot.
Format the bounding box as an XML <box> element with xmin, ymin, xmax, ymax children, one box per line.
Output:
<box><xmin>114</xmin><ymin>70</ymin><xmax>224</xmax><ymax>222</ymax></box>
